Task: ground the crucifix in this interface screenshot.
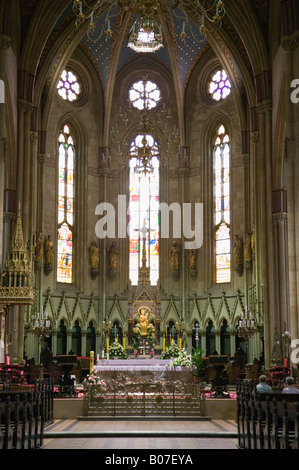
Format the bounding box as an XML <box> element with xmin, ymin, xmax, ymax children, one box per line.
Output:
<box><xmin>134</xmin><ymin>218</ymin><xmax>155</xmax><ymax>270</ymax></box>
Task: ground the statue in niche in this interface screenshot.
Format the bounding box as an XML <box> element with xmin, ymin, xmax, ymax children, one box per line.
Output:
<box><xmin>244</xmin><ymin>232</ymin><xmax>253</xmax><ymax>269</ymax></box>
<box><xmin>251</xmin><ymin>226</ymin><xmax>256</xmax><ymax>260</ymax></box>
<box><xmin>234</xmin><ymin>235</ymin><xmax>243</xmax><ymax>276</ymax></box>
<box><xmin>89</xmin><ymin>241</ymin><xmax>100</xmax><ymax>280</ymax></box>
<box><xmin>44</xmin><ymin>235</ymin><xmax>54</xmax><ymax>275</ymax></box>
<box><xmin>139</xmin><ymin>308</ymin><xmax>149</xmax><ymax>337</ymax></box>
<box><xmin>170</xmin><ymin>241</ymin><xmax>180</xmax><ymax>280</ymax></box>
<box><xmin>107</xmin><ymin>242</ymin><xmax>118</xmax><ymax>278</ymax></box>
<box><xmin>188</xmin><ymin>249</ymin><xmax>197</xmax><ymax>280</ymax></box>
<box><xmin>35</xmin><ymin>232</ymin><xmax>44</xmax><ymax>265</ymax></box>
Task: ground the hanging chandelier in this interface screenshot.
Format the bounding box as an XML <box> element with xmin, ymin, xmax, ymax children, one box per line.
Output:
<box><xmin>72</xmin><ymin>0</ymin><xmax>226</xmax><ymax>51</ymax></box>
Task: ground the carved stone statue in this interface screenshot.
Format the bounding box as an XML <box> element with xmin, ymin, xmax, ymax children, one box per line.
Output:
<box><xmin>90</xmin><ymin>241</ymin><xmax>100</xmax><ymax>280</ymax></box>
<box><xmin>139</xmin><ymin>308</ymin><xmax>149</xmax><ymax>337</ymax></box>
<box><xmin>234</xmin><ymin>235</ymin><xmax>243</xmax><ymax>276</ymax></box>
<box><xmin>188</xmin><ymin>249</ymin><xmax>197</xmax><ymax>280</ymax></box>
<box><xmin>107</xmin><ymin>242</ymin><xmax>118</xmax><ymax>272</ymax></box>
<box><xmin>35</xmin><ymin>232</ymin><xmax>43</xmax><ymax>264</ymax></box>
<box><xmin>251</xmin><ymin>226</ymin><xmax>256</xmax><ymax>259</ymax></box>
<box><xmin>170</xmin><ymin>241</ymin><xmax>180</xmax><ymax>276</ymax></box>
<box><xmin>44</xmin><ymin>235</ymin><xmax>54</xmax><ymax>275</ymax></box>
<box><xmin>244</xmin><ymin>232</ymin><xmax>252</xmax><ymax>269</ymax></box>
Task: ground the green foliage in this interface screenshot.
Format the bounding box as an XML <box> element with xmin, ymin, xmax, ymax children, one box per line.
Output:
<box><xmin>192</xmin><ymin>348</ymin><xmax>205</xmax><ymax>376</ymax></box>
<box><xmin>161</xmin><ymin>339</ymin><xmax>181</xmax><ymax>359</ymax></box>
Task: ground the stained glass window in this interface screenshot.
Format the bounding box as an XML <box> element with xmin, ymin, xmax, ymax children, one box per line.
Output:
<box><xmin>214</xmin><ymin>125</ymin><xmax>231</xmax><ymax>284</ymax></box>
<box><xmin>209</xmin><ymin>70</ymin><xmax>231</xmax><ymax>102</ymax></box>
<box><xmin>57</xmin><ymin>70</ymin><xmax>81</xmax><ymax>102</ymax></box>
<box><xmin>129</xmin><ymin>79</ymin><xmax>161</xmax><ymax>110</ymax></box>
<box><xmin>129</xmin><ymin>136</ymin><xmax>159</xmax><ymax>286</ymax></box>
<box><xmin>57</xmin><ymin>124</ymin><xmax>74</xmax><ymax>283</ymax></box>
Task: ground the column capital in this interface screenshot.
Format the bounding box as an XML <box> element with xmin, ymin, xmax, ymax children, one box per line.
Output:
<box><xmin>251</xmin><ymin>132</ymin><xmax>260</xmax><ymax>143</ymax></box>
<box><xmin>281</xmin><ymin>31</ymin><xmax>299</xmax><ymax>51</ymax></box>
<box><xmin>257</xmin><ymin>100</ymin><xmax>272</xmax><ymax>115</ymax></box>
<box><xmin>0</xmin><ymin>35</ymin><xmax>11</xmax><ymax>51</ymax></box>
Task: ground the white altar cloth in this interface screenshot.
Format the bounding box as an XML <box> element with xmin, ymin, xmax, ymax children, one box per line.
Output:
<box><xmin>93</xmin><ymin>359</ymin><xmax>194</xmax><ymax>372</ymax></box>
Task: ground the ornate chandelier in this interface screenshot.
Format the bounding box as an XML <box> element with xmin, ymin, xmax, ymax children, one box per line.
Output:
<box><xmin>72</xmin><ymin>0</ymin><xmax>226</xmax><ymax>51</ymax></box>
<box><xmin>238</xmin><ymin>307</ymin><xmax>258</xmax><ymax>346</ymax></box>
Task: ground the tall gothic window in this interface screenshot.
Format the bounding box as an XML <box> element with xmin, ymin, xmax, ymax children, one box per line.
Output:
<box><xmin>57</xmin><ymin>124</ymin><xmax>75</xmax><ymax>284</ymax></box>
<box><xmin>214</xmin><ymin>125</ymin><xmax>231</xmax><ymax>284</ymax></box>
<box><xmin>129</xmin><ymin>135</ymin><xmax>160</xmax><ymax>286</ymax></box>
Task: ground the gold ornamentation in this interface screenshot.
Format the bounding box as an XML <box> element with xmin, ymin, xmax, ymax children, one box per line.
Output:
<box><xmin>0</xmin><ymin>210</ymin><xmax>34</xmax><ymax>306</ymax></box>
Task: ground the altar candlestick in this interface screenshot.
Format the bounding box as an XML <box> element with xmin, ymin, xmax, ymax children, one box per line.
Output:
<box><xmin>106</xmin><ymin>337</ymin><xmax>109</xmax><ymax>352</ymax></box>
<box><xmin>123</xmin><ymin>336</ymin><xmax>126</xmax><ymax>350</ymax></box>
<box><xmin>90</xmin><ymin>351</ymin><xmax>94</xmax><ymax>374</ymax></box>
<box><xmin>179</xmin><ymin>338</ymin><xmax>182</xmax><ymax>349</ymax></box>
<box><xmin>163</xmin><ymin>335</ymin><xmax>166</xmax><ymax>352</ymax></box>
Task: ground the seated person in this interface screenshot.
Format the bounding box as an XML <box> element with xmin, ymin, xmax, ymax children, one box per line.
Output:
<box><xmin>282</xmin><ymin>377</ymin><xmax>299</xmax><ymax>394</ymax></box>
<box><xmin>256</xmin><ymin>374</ymin><xmax>273</xmax><ymax>394</ymax></box>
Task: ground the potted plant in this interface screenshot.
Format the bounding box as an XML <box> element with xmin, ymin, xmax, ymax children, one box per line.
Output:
<box><xmin>192</xmin><ymin>348</ymin><xmax>205</xmax><ymax>382</ymax></box>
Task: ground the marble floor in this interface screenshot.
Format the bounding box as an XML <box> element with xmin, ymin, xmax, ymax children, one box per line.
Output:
<box><xmin>43</xmin><ymin>418</ymin><xmax>239</xmax><ymax>450</ymax></box>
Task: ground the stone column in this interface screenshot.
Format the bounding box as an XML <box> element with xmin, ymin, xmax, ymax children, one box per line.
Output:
<box><xmin>282</xmin><ymin>33</ymin><xmax>299</xmax><ymax>343</ymax></box>
<box><xmin>200</xmin><ymin>330</ymin><xmax>207</xmax><ymax>356</ymax></box>
<box><xmin>81</xmin><ymin>330</ymin><xmax>87</xmax><ymax>356</ymax></box>
<box><xmin>0</xmin><ymin>35</ymin><xmax>11</xmax><ymax>267</ymax></box>
<box><xmin>273</xmin><ymin>211</ymin><xmax>289</xmax><ymax>334</ymax></box>
<box><xmin>215</xmin><ymin>329</ymin><xmax>221</xmax><ymax>355</ymax></box>
<box><xmin>230</xmin><ymin>329</ymin><xmax>236</xmax><ymax>356</ymax></box>
<box><xmin>257</xmin><ymin>100</ymin><xmax>274</xmax><ymax>369</ymax></box>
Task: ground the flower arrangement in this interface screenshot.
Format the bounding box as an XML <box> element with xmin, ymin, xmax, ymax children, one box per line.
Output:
<box><xmin>167</xmin><ymin>349</ymin><xmax>193</xmax><ymax>367</ymax></box>
<box><xmin>83</xmin><ymin>372</ymin><xmax>106</xmax><ymax>399</ymax></box>
<box><xmin>161</xmin><ymin>339</ymin><xmax>181</xmax><ymax>359</ymax></box>
<box><xmin>108</xmin><ymin>341</ymin><xmax>128</xmax><ymax>359</ymax></box>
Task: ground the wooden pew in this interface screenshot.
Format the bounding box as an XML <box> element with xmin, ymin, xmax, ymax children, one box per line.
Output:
<box><xmin>0</xmin><ymin>379</ymin><xmax>54</xmax><ymax>449</ymax></box>
<box><xmin>237</xmin><ymin>383</ymin><xmax>299</xmax><ymax>450</ymax></box>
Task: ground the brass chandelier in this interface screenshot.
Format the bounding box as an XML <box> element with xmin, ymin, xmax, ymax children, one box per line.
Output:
<box><xmin>73</xmin><ymin>0</ymin><xmax>226</xmax><ymax>52</ymax></box>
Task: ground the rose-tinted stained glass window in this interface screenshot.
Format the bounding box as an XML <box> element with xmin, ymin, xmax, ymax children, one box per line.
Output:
<box><xmin>57</xmin><ymin>124</ymin><xmax>74</xmax><ymax>283</ymax></box>
<box><xmin>129</xmin><ymin>136</ymin><xmax>159</xmax><ymax>286</ymax></box>
<box><xmin>209</xmin><ymin>70</ymin><xmax>231</xmax><ymax>102</ymax></box>
<box><xmin>57</xmin><ymin>70</ymin><xmax>81</xmax><ymax>102</ymax></box>
<box><xmin>214</xmin><ymin>125</ymin><xmax>231</xmax><ymax>284</ymax></box>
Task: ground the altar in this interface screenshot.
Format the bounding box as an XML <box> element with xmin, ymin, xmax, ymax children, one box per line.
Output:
<box><xmin>86</xmin><ymin>358</ymin><xmax>201</xmax><ymax>418</ymax></box>
<box><xmin>93</xmin><ymin>358</ymin><xmax>195</xmax><ymax>391</ymax></box>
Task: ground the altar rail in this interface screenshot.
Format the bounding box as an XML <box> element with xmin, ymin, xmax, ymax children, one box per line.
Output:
<box><xmin>84</xmin><ymin>383</ymin><xmax>204</xmax><ymax>418</ymax></box>
<box><xmin>0</xmin><ymin>379</ymin><xmax>54</xmax><ymax>449</ymax></box>
<box><xmin>236</xmin><ymin>381</ymin><xmax>299</xmax><ymax>449</ymax></box>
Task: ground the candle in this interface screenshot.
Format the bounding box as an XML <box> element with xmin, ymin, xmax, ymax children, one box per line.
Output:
<box><xmin>163</xmin><ymin>335</ymin><xmax>166</xmax><ymax>352</ymax></box>
<box><xmin>102</xmin><ymin>350</ymin><xmax>104</xmax><ymax>358</ymax></box>
<box><xmin>90</xmin><ymin>351</ymin><xmax>94</xmax><ymax>374</ymax></box>
<box><xmin>106</xmin><ymin>337</ymin><xmax>109</xmax><ymax>352</ymax></box>
<box><xmin>123</xmin><ymin>336</ymin><xmax>126</xmax><ymax>350</ymax></box>
<box><xmin>179</xmin><ymin>338</ymin><xmax>182</xmax><ymax>349</ymax></box>
<box><xmin>96</xmin><ymin>354</ymin><xmax>99</xmax><ymax>362</ymax></box>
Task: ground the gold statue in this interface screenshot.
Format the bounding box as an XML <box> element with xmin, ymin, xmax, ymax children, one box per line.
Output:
<box><xmin>107</xmin><ymin>242</ymin><xmax>118</xmax><ymax>271</ymax></box>
<box><xmin>90</xmin><ymin>241</ymin><xmax>100</xmax><ymax>270</ymax></box>
<box><xmin>170</xmin><ymin>241</ymin><xmax>180</xmax><ymax>272</ymax></box>
<box><xmin>139</xmin><ymin>308</ymin><xmax>149</xmax><ymax>337</ymax></box>
<box><xmin>35</xmin><ymin>232</ymin><xmax>43</xmax><ymax>263</ymax></box>
<box><xmin>244</xmin><ymin>233</ymin><xmax>252</xmax><ymax>264</ymax></box>
<box><xmin>45</xmin><ymin>235</ymin><xmax>54</xmax><ymax>265</ymax></box>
